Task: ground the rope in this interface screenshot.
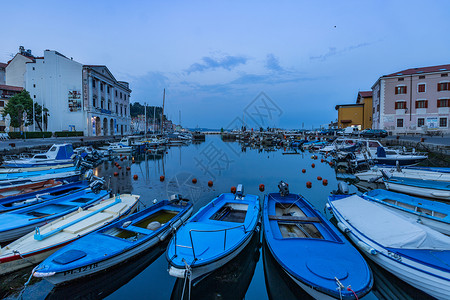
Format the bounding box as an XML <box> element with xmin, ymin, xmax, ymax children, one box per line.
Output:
<box><xmin>18</xmin><ymin>265</ymin><xmax>42</xmax><ymax>299</ymax></box>
<box><xmin>180</xmin><ymin>261</ymin><xmax>192</xmax><ymax>300</ymax></box>
<box><xmin>347</xmin><ymin>286</ymin><xmax>359</xmax><ymax>300</ymax></box>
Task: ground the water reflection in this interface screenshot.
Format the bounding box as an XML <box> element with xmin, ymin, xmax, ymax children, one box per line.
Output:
<box><xmin>170</xmin><ymin>231</ymin><xmax>261</xmax><ymax>300</ymax></box>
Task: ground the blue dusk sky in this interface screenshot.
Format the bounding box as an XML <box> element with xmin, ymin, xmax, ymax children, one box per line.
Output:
<box><xmin>2</xmin><ymin>0</ymin><xmax>449</xmax><ymax>129</ymax></box>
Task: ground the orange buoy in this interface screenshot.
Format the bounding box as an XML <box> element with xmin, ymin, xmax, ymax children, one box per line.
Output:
<box><xmin>329</xmin><ymin>162</ymin><xmax>334</xmax><ymax>167</ymax></box>
<box><xmin>323</xmin><ymin>179</ymin><xmax>328</xmax><ymax>186</ymax></box>
<box><xmin>259</xmin><ymin>184</ymin><xmax>265</xmax><ymax>192</ymax></box>
<box><xmin>126</xmin><ymin>166</ymin><xmax>130</xmax><ymax>171</ymax></box>
<box><xmin>120</xmin><ymin>154</ymin><xmax>123</xmax><ymax>157</ymax></box>
<box><xmin>120</xmin><ymin>158</ymin><xmax>124</xmax><ymax>161</ymax></box>
<box><xmin>113</xmin><ymin>172</ymin><xmax>119</xmax><ymax>176</ymax></box>
<box><xmin>302</xmin><ymin>169</ymin><xmax>306</xmax><ymax>174</ymax></box>
<box><xmin>132</xmin><ymin>159</ymin><xmax>135</xmax><ymax>164</ymax></box>
<box><xmin>192</xmin><ymin>178</ymin><xmax>197</xmax><ymax>184</ymax></box>
<box><xmin>118</xmin><ymin>166</ymin><xmax>122</xmax><ymax>170</ymax></box>
<box><xmin>160</xmin><ymin>176</ymin><xmax>165</xmax><ymax>182</ymax></box>
<box><xmin>311</xmin><ymin>163</ymin><xmax>315</xmax><ymax>168</ymax></box>
<box><xmin>208</xmin><ymin>180</ymin><xmax>213</xmax><ymax>187</ymax></box>
<box><xmin>133</xmin><ymin>174</ymin><xmax>138</xmax><ymax>180</ymax></box>
<box><xmin>317</xmin><ymin>176</ymin><xmax>322</xmax><ymax>181</ymax></box>
<box><xmin>124</xmin><ymin>156</ymin><xmax>127</xmax><ymax>160</ymax></box>
<box><xmin>321</xmin><ymin>159</ymin><xmax>324</xmax><ymax>163</ymax></box>
<box><xmin>306</xmin><ymin>181</ymin><xmax>312</xmax><ymax>188</ymax></box>
<box><xmin>231</xmin><ymin>186</ymin><xmax>237</xmax><ymax>193</ymax></box>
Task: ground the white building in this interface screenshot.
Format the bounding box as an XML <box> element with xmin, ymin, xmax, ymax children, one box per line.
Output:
<box><xmin>24</xmin><ymin>50</ymin><xmax>131</xmax><ymax>136</ymax></box>
<box><xmin>6</xmin><ymin>47</ymin><xmax>35</xmax><ymax>88</ymax></box>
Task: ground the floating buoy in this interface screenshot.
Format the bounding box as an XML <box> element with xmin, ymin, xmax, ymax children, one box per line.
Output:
<box><xmin>317</xmin><ymin>176</ymin><xmax>322</xmax><ymax>181</ymax></box>
<box><xmin>192</xmin><ymin>178</ymin><xmax>197</xmax><ymax>184</ymax></box>
<box><xmin>231</xmin><ymin>186</ymin><xmax>236</xmax><ymax>193</ymax></box>
<box><xmin>120</xmin><ymin>154</ymin><xmax>123</xmax><ymax>157</ymax></box>
<box><xmin>118</xmin><ymin>166</ymin><xmax>122</xmax><ymax>170</ymax></box>
<box><xmin>208</xmin><ymin>180</ymin><xmax>213</xmax><ymax>187</ymax></box>
<box><xmin>120</xmin><ymin>158</ymin><xmax>124</xmax><ymax>161</ymax></box>
<box><xmin>259</xmin><ymin>184</ymin><xmax>265</xmax><ymax>192</ymax></box>
<box><xmin>126</xmin><ymin>166</ymin><xmax>130</xmax><ymax>171</ymax></box>
<box><xmin>166</xmin><ymin>151</ymin><xmax>168</xmax><ymax>154</ymax></box>
<box><xmin>329</xmin><ymin>162</ymin><xmax>334</xmax><ymax>167</ymax></box>
<box><xmin>160</xmin><ymin>176</ymin><xmax>165</xmax><ymax>182</ymax></box>
<box><xmin>113</xmin><ymin>172</ymin><xmax>119</xmax><ymax>176</ymax></box>
<box><xmin>124</xmin><ymin>156</ymin><xmax>127</xmax><ymax>160</ymax></box>
<box><xmin>323</xmin><ymin>179</ymin><xmax>328</xmax><ymax>186</ymax></box>
<box><xmin>321</xmin><ymin>159</ymin><xmax>324</xmax><ymax>163</ymax></box>
<box><xmin>302</xmin><ymin>169</ymin><xmax>306</xmax><ymax>173</ymax></box>
<box><xmin>133</xmin><ymin>174</ymin><xmax>138</xmax><ymax>180</ymax></box>
<box><xmin>311</xmin><ymin>163</ymin><xmax>315</xmax><ymax>168</ymax></box>
<box><xmin>132</xmin><ymin>159</ymin><xmax>135</xmax><ymax>164</ymax></box>
<box><xmin>306</xmin><ymin>181</ymin><xmax>312</xmax><ymax>188</ymax></box>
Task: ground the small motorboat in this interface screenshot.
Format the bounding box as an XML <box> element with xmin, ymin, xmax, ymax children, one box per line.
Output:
<box><xmin>0</xmin><ymin>181</ymin><xmax>90</xmax><ymax>213</ymax></box>
<box><xmin>327</xmin><ymin>193</ymin><xmax>450</xmax><ymax>300</ymax></box>
<box><xmin>33</xmin><ymin>195</ymin><xmax>193</xmax><ymax>285</ymax></box>
<box><xmin>363</xmin><ymin>189</ymin><xmax>450</xmax><ymax>235</ymax></box>
<box><xmin>355</xmin><ymin>166</ymin><xmax>450</xmax><ymax>182</ymax></box>
<box><xmin>263</xmin><ymin>182</ymin><xmax>373</xmax><ymax>299</ymax></box>
<box><xmin>0</xmin><ymin>163</ymin><xmax>74</xmax><ymax>174</ymax></box>
<box><xmin>0</xmin><ymin>167</ymin><xmax>81</xmax><ymax>189</ymax></box>
<box><xmin>98</xmin><ymin>142</ymin><xmax>132</xmax><ymax>154</ymax></box>
<box><xmin>0</xmin><ymin>194</ymin><xmax>139</xmax><ymax>275</ymax></box>
<box><xmin>0</xmin><ymin>179</ymin><xmax>63</xmax><ymax>200</ymax></box>
<box><xmin>166</xmin><ymin>185</ymin><xmax>260</xmax><ymax>282</ymax></box>
<box><xmin>354</xmin><ymin>147</ymin><xmax>427</xmax><ymax>166</ymax></box>
<box><xmin>0</xmin><ymin>182</ymin><xmax>108</xmax><ymax>243</ymax></box>
<box><xmin>1</xmin><ymin>144</ymin><xmax>74</xmax><ymax>168</ymax></box>
<box><xmin>384</xmin><ymin>176</ymin><xmax>450</xmax><ymax>201</ymax></box>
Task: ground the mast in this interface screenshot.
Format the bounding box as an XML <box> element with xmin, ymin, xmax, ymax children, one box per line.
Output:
<box><xmin>161</xmin><ymin>88</ymin><xmax>165</xmax><ymax>134</ymax></box>
<box><xmin>144</xmin><ymin>102</ymin><xmax>147</xmax><ymax>138</ymax></box>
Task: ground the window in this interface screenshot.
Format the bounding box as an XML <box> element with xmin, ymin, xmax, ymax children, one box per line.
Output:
<box><xmin>33</xmin><ymin>95</ymin><xmax>36</xmax><ymax>98</ymax></box>
<box><xmin>419</xmin><ymin>75</ymin><xmax>425</xmax><ymax>79</ymax></box>
<box><xmin>372</xmin><ymin>107</ymin><xmax>375</xmax><ymax>114</ymax></box>
<box><xmin>395</xmin><ymin>86</ymin><xmax>407</xmax><ymax>94</ymax></box>
<box><xmin>32</xmin><ymin>67</ymin><xmax>35</xmax><ymax>71</ymax></box>
<box><xmin>92</xmin><ymin>80</ymin><xmax>96</xmax><ymax>88</ymax></box>
<box><xmin>100</xmin><ymin>83</ymin><xmax>103</xmax><ymax>92</ymax></box>
<box><xmin>124</xmin><ymin>107</ymin><xmax>127</xmax><ymax>115</ymax></box>
<box><xmin>120</xmin><ymin>92</ymin><xmax>122</xmax><ymax>99</ymax></box>
<box><xmin>395</xmin><ymin>101</ymin><xmax>407</xmax><ymax>109</ymax></box>
<box><xmin>442</xmin><ymin>73</ymin><xmax>448</xmax><ymax>77</ymax></box>
<box><xmin>437</xmin><ymin>82</ymin><xmax>449</xmax><ymax>91</ymax></box>
<box><xmin>440</xmin><ymin>118</ymin><xmax>447</xmax><ymax>127</ymax></box>
<box><xmin>377</xmin><ymin>103</ymin><xmax>380</xmax><ymax>112</ymax></box>
<box><xmin>101</xmin><ymin>98</ymin><xmax>104</xmax><ymax>109</ymax></box>
<box><xmin>115</xmin><ymin>104</ymin><xmax>118</xmax><ymax>114</ymax></box>
<box><xmin>124</xmin><ymin>95</ymin><xmax>126</xmax><ymax>101</ymax></box>
<box><xmin>33</xmin><ymin>84</ymin><xmax>36</xmax><ymax>88</ymax></box>
<box><xmin>377</xmin><ymin>90</ymin><xmax>380</xmax><ymax>98</ymax></box>
<box><xmin>93</xmin><ymin>96</ymin><xmax>97</xmax><ymax>107</ymax></box>
<box><xmin>397</xmin><ymin>119</ymin><xmax>404</xmax><ymax>127</ymax></box>
<box><xmin>107</xmin><ymin>86</ymin><xmax>110</xmax><ymax>94</ymax></box>
<box><xmin>418</xmin><ymin>118</ymin><xmax>425</xmax><ymax>127</ymax></box>
<box><xmin>415</xmin><ymin>100</ymin><xmax>428</xmax><ymax>109</ymax></box>
<box><xmin>418</xmin><ymin>84</ymin><xmax>425</xmax><ymax>93</ymax></box>
<box><xmin>398</xmin><ymin>78</ymin><xmax>404</xmax><ymax>81</ymax></box>
<box><xmin>120</xmin><ymin>105</ymin><xmax>123</xmax><ymax>115</ymax></box>
<box><xmin>0</xmin><ymin>101</ymin><xmax>4</xmax><ymax>107</ymax></box>
<box><xmin>115</xmin><ymin>90</ymin><xmax>118</xmax><ymax>97</ymax></box>
<box><xmin>437</xmin><ymin>99</ymin><xmax>449</xmax><ymax>107</ymax></box>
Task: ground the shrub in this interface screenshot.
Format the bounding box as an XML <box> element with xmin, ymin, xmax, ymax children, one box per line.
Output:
<box><xmin>7</xmin><ymin>131</ymin><xmax>52</xmax><ymax>139</ymax></box>
<box><xmin>54</xmin><ymin>131</ymin><xmax>84</xmax><ymax>137</ymax></box>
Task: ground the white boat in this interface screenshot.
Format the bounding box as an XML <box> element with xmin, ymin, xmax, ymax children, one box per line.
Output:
<box><xmin>98</xmin><ymin>142</ymin><xmax>132</xmax><ymax>154</ymax></box>
<box><xmin>328</xmin><ymin>194</ymin><xmax>450</xmax><ymax>300</ymax></box>
<box><xmin>356</xmin><ymin>166</ymin><xmax>450</xmax><ymax>182</ymax></box>
<box><xmin>384</xmin><ymin>177</ymin><xmax>450</xmax><ymax>201</ymax></box>
<box><xmin>0</xmin><ymin>163</ymin><xmax>74</xmax><ymax>174</ymax></box>
<box><xmin>0</xmin><ymin>194</ymin><xmax>139</xmax><ymax>275</ymax></box>
<box><xmin>2</xmin><ymin>144</ymin><xmax>74</xmax><ymax>168</ymax></box>
<box><xmin>319</xmin><ymin>138</ymin><xmax>383</xmax><ymax>153</ymax></box>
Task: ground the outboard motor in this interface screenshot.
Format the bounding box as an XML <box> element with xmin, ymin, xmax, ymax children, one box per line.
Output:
<box><xmin>169</xmin><ymin>194</ymin><xmax>184</xmax><ymax>203</ymax></box>
<box><xmin>235</xmin><ymin>184</ymin><xmax>244</xmax><ymax>199</ymax></box>
<box><xmin>74</xmin><ymin>156</ymin><xmax>82</xmax><ymax>169</ymax></box>
<box><xmin>84</xmin><ymin>169</ymin><xmax>94</xmax><ymax>182</ymax></box>
<box><xmin>278</xmin><ymin>181</ymin><xmax>289</xmax><ymax>196</ymax></box>
<box><xmin>335</xmin><ymin>182</ymin><xmax>349</xmax><ymax>195</ymax></box>
<box><xmin>90</xmin><ymin>179</ymin><xmax>105</xmax><ymax>194</ymax></box>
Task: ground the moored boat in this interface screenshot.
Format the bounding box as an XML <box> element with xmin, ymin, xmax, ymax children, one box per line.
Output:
<box><xmin>0</xmin><ymin>194</ymin><xmax>139</xmax><ymax>275</ymax></box>
<box><xmin>1</xmin><ymin>144</ymin><xmax>74</xmax><ymax>168</ymax></box>
<box><xmin>384</xmin><ymin>176</ymin><xmax>450</xmax><ymax>201</ymax></box>
<box><xmin>327</xmin><ymin>193</ymin><xmax>450</xmax><ymax>300</ymax></box>
<box><xmin>166</xmin><ymin>185</ymin><xmax>260</xmax><ymax>282</ymax></box>
<box><xmin>355</xmin><ymin>166</ymin><xmax>450</xmax><ymax>182</ymax></box>
<box><xmin>0</xmin><ymin>179</ymin><xmax>63</xmax><ymax>200</ymax></box>
<box><xmin>0</xmin><ymin>185</ymin><xmax>109</xmax><ymax>243</ymax></box>
<box><xmin>362</xmin><ymin>189</ymin><xmax>450</xmax><ymax>235</ymax></box>
<box><xmin>263</xmin><ymin>182</ymin><xmax>373</xmax><ymax>299</ymax></box>
<box><xmin>33</xmin><ymin>196</ymin><xmax>193</xmax><ymax>285</ymax></box>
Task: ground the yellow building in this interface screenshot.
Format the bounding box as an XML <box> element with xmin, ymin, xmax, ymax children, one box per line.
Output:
<box><xmin>335</xmin><ymin>91</ymin><xmax>372</xmax><ymax>129</ymax></box>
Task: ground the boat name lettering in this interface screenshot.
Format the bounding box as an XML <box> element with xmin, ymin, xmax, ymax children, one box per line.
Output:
<box><xmin>63</xmin><ymin>263</ymin><xmax>98</xmax><ymax>276</ymax></box>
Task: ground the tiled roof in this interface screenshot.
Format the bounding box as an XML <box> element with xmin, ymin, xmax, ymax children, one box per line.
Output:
<box><xmin>359</xmin><ymin>91</ymin><xmax>372</xmax><ymax>98</ymax></box>
<box><xmin>384</xmin><ymin>64</ymin><xmax>450</xmax><ymax>77</ymax></box>
<box><xmin>0</xmin><ymin>84</ymin><xmax>23</xmax><ymax>92</ymax></box>
<box><xmin>0</xmin><ymin>63</ymin><xmax>7</xmax><ymax>68</ymax></box>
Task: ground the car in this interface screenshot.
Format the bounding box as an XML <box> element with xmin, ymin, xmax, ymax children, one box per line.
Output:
<box><xmin>360</xmin><ymin>129</ymin><xmax>388</xmax><ymax>138</ymax></box>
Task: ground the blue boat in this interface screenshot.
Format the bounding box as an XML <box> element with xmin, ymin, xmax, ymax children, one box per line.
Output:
<box><xmin>384</xmin><ymin>176</ymin><xmax>450</xmax><ymax>200</ymax></box>
<box><xmin>0</xmin><ymin>167</ymin><xmax>81</xmax><ymax>188</ymax></box>
<box><xmin>33</xmin><ymin>197</ymin><xmax>193</xmax><ymax>285</ymax></box>
<box><xmin>0</xmin><ymin>166</ymin><xmax>76</xmax><ymax>182</ymax></box>
<box><xmin>2</xmin><ymin>144</ymin><xmax>74</xmax><ymax>168</ymax></box>
<box><xmin>263</xmin><ymin>182</ymin><xmax>373</xmax><ymax>299</ymax></box>
<box><xmin>0</xmin><ymin>187</ymin><xmax>109</xmax><ymax>243</ymax></box>
<box><xmin>166</xmin><ymin>185</ymin><xmax>260</xmax><ymax>282</ymax></box>
<box><xmin>0</xmin><ymin>181</ymin><xmax>90</xmax><ymax>213</ymax></box>
<box><xmin>362</xmin><ymin>189</ymin><xmax>450</xmax><ymax>235</ymax></box>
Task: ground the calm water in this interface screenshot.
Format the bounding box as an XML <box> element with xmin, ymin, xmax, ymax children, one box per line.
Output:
<box><xmin>2</xmin><ymin>135</ymin><xmax>433</xmax><ymax>299</ymax></box>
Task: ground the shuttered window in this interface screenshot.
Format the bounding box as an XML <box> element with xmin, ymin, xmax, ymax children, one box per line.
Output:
<box><xmin>395</xmin><ymin>101</ymin><xmax>407</xmax><ymax>109</ymax></box>
<box><xmin>418</xmin><ymin>84</ymin><xmax>425</xmax><ymax>93</ymax></box>
<box><xmin>438</xmin><ymin>82</ymin><xmax>449</xmax><ymax>91</ymax></box>
<box><xmin>415</xmin><ymin>100</ymin><xmax>428</xmax><ymax>109</ymax></box>
<box><xmin>395</xmin><ymin>86</ymin><xmax>407</xmax><ymax>94</ymax></box>
<box><xmin>437</xmin><ymin>99</ymin><xmax>450</xmax><ymax>107</ymax></box>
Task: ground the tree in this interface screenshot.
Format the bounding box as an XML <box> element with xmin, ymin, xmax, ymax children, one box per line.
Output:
<box><xmin>33</xmin><ymin>102</ymin><xmax>50</xmax><ymax>132</ymax></box>
<box><xmin>2</xmin><ymin>90</ymin><xmax>33</xmax><ymax>129</ymax></box>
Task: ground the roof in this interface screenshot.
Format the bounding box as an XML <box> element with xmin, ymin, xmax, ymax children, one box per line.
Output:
<box><xmin>383</xmin><ymin>64</ymin><xmax>450</xmax><ymax>77</ymax></box>
<box><xmin>0</xmin><ymin>84</ymin><xmax>23</xmax><ymax>92</ymax></box>
<box><xmin>0</xmin><ymin>63</ymin><xmax>7</xmax><ymax>69</ymax></box>
<box><xmin>335</xmin><ymin>104</ymin><xmax>363</xmax><ymax>110</ymax></box>
<box><xmin>358</xmin><ymin>91</ymin><xmax>372</xmax><ymax>98</ymax></box>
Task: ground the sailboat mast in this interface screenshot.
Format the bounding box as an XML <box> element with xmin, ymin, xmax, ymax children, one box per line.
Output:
<box><xmin>161</xmin><ymin>88</ymin><xmax>165</xmax><ymax>134</ymax></box>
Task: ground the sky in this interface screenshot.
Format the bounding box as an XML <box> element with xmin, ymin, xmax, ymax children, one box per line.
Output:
<box><xmin>2</xmin><ymin>0</ymin><xmax>450</xmax><ymax>129</ymax></box>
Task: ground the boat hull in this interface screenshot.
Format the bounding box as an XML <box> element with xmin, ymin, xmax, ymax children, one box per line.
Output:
<box><xmin>384</xmin><ymin>181</ymin><xmax>450</xmax><ymax>200</ymax></box>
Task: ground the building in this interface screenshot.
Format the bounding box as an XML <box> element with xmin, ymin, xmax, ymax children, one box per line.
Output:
<box><xmin>6</xmin><ymin>46</ymin><xmax>35</xmax><ymax>88</ymax></box>
<box><xmin>21</xmin><ymin>49</ymin><xmax>131</xmax><ymax>136</ymax></box>
<box><xmin>0</xmin><ymin>62</ymin><xmax>6</xmax><ymax>85</ymax></box>
<box><xmin>0</xmin><ymin>84</ymin><xmax>23</xmax><ymax>131</ymax></box>
<box><xmin>335</xmin><ymin>91</ymin><xmax>373</xmax><ymax>129</ymax></box>
<box><xmin>372</xmin><ymin>64</ymin><xmax>450</xmax><ymax>134</ymax></box>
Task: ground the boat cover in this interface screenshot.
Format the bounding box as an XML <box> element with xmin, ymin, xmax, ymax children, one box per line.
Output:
<box><xmin>332</xmin><ymin>195</ymin><xmax>450</xmax><ymax>250</ymax></box>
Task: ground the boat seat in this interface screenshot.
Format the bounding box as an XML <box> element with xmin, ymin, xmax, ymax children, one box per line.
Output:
<box><xmin>269</xmin><ymin>215</ymin><xmax>321</xmax><ymax>222</ymax></box>
<box><xmin>124</xmin><ymin>225</ymin><xmax>152</xmax><ymax>235</ymax></box>
<box><xmin>63</xmin><ymin>213</ymin><xmax>114</xmax><ymax>234</ymax></box>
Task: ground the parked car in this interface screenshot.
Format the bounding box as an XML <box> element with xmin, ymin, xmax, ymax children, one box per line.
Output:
<box><xmin>360</xmin><ymin>129</ymin><xmax>388</xmax><ymax>138</ymax></box>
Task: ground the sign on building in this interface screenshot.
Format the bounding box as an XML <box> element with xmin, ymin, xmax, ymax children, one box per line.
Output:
<box><xmin>68</xmin><ymin>90</ymin><xmax>82</xmax><ymax>112</ymax></box>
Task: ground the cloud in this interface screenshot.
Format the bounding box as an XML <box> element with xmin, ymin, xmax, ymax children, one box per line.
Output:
<box><xmin>265</xmin><ymin>53</ymin><xmax>283</xmax><ymax>72</ymax></box>
<box><xmin>185</xmin><ymin>55</ymin><xmax>247</xmax><ymax>74</ymax></box>
<box><xmin>310</xmin><ymin>42</ymin><xmax>371</xmax><ymax>62</ymax></box>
